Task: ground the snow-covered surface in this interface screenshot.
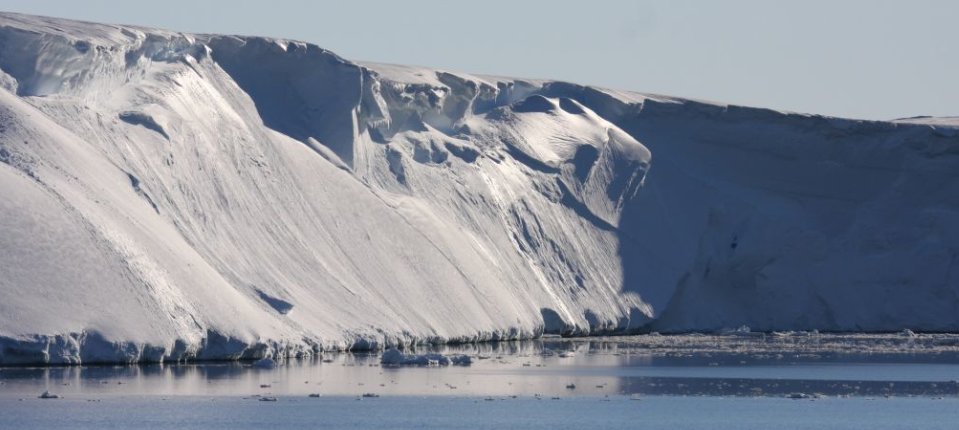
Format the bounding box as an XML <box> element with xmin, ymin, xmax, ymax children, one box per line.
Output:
<box><xmin>0</xmin><ymin>12</ymin><xmax>957</xmax><ymax>365</ymax></box>
<box><xmin>892</xmin><ymin>116</ymin><xmax>959</xmax><ymax>129</ymax></box>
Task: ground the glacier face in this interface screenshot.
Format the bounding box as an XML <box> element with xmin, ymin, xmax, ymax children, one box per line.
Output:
<box><xmin>0</xmin><ymin>13</ymin><xmax>957</xmax><ymax>365</ymax></box>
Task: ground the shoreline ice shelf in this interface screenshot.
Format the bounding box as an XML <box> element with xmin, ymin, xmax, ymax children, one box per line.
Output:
<box><xmin>1</xmin><ymin>12</ymin><xmax>957</xmax><ymax>365</ymax></box>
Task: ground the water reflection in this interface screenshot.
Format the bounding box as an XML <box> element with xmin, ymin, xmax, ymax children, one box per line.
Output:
<box><xmin>2</xmin><ymin>336</ymin><xmax>959</xmax><ymax>398</ymax></box>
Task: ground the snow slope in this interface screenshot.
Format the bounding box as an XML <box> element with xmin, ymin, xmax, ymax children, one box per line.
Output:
<box><xmin>0</xmin><ymin>12</ymin><xmax>957</xmax><ymax>364</ymax></box>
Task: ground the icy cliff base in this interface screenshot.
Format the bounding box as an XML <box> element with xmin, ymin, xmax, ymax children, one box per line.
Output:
<box><xmin>0</xmin><ymin>13</ymin><xmax>958</xmax><ymax>364</ymax></box>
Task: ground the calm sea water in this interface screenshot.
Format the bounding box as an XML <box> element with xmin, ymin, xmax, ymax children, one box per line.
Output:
<box><xmin>2</xmin><ymin>336</ymin><xmax>958</xmax><ymax>429</ymax></box>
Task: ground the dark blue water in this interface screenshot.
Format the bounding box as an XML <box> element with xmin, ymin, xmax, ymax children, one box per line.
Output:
<box><xmin>2</xmin><ymin>395</ymin><xmax>958</xmax><ymax>430</ymax></box>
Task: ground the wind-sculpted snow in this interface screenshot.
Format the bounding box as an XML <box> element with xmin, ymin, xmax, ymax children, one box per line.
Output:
<box><xmin>0</xmin><ymin>12</ymin><xmax>957</xmax><ymax>365</ymax></box>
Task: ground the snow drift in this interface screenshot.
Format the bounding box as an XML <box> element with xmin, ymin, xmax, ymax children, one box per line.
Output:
<box><xmin>0</xmin><ymin>12</ymin><xmax>957</xmax><ymax>365</ymax></box>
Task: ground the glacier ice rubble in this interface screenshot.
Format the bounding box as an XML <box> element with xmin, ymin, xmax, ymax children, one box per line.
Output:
<box><xmin>0</xmin><ymin>12</ymin><xmax>958</xmax><ymax>365</ymax></box>
<box><xmin>380</xmin><ymin>348</ymin><xmax>472</xmax><ymax>366</ymax></box>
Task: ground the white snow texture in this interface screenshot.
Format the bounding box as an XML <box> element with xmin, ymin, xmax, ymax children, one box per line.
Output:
<box><xmin>0</xmin><ymin>13</ymin><xmax>957</xmax><ymax>365</ymax></box>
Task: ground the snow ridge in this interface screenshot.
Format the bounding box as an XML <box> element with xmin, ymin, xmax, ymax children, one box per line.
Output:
<box><xmin>1</xmin><ymin>12</ymin><xmax>958</xmax><ymax>365</ymax></box>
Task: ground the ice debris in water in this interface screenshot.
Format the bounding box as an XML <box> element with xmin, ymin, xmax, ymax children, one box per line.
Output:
<box><xmin>380</xmin><ymin>348</ymin><xmax>472</xmax><ymax>366</ymax></box>
<box><xmin>38</xmin><ymin>391</ymin><xmax>60</xmax><ymax>399</ymax></box>
<box><xmin>252</xmin><ymin>357</ymin><xmax>276</xmax><ymax>369</ymax></box>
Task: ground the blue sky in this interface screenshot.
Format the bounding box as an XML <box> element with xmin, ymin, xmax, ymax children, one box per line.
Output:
<box><xmin>1</xmin><ymin>0</ymin><xmax>956</xmax><ymax>120</ymax></box>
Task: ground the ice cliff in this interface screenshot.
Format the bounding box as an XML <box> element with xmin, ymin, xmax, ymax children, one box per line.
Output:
<box><xmin>1</xmin><ymin>13</ymin><xmax>957</xmax><ymax>365</ymax></box>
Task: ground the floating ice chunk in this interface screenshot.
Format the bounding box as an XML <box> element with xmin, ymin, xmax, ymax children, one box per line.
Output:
<box><xmin>379</xmin><ymin>348</ymin><xmax>472</xmax><ymax>366</ymax></box>
<box><xmin>720</xmin><ymin>325</ymin><xmax>764</xmax><ymax>337</ymax></box>
<box><xmin>252</xmin><ymin>357</ymin><xmax>276</xmax><ymax>369</ymax></box>
<box><xmin>787</xmin><ymin>392</ymin><xmax>821</xmax><ymax>400</ymax></box>
<box><xmin>721</xmin><ymin>325</ymin><xmax>751</xmax><ymax>334</ymax></box>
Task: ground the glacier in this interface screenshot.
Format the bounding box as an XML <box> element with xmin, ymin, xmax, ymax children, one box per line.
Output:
<box><xmin>0</xmin><ymin>12</ymin><xmax>957</xmax><ymax>365</ymax></box>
